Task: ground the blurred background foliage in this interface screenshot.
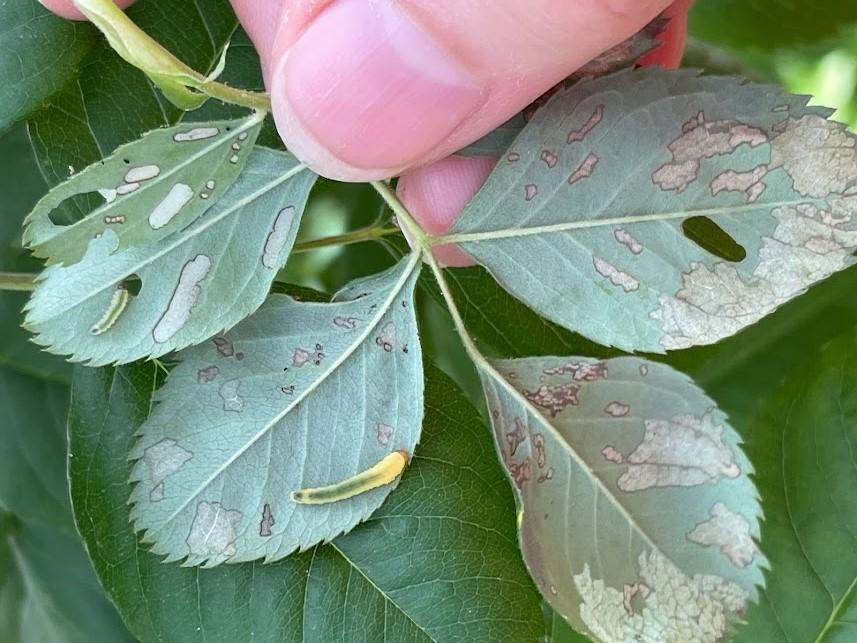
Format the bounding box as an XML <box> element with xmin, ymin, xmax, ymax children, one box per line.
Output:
<box><xmin>1</xmin><ymin>1</ymin><xmax>856</xmax><ymax>641</ymax></box>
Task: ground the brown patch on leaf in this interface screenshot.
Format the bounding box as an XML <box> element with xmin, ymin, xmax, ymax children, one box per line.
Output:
<box><xmin>259</xmin><ymin>503</ymin><xmax>275</xmax><ymax>537</ymax></box>
<box><xmin>524</xmin><ymin>382</ymin><xmax>580</xmax><ymax>417</ymax></box>
<box><xmin>505</xmin><ymin>418</ymin><xmax>527</xmax><ymax>460</ymax></box>
<box><xmin>568</xmin><ymin>152</ymin><xmax>600</xmax><ymax>184</ymax></box>
<box><xmin>543</xmin><ymin>361</ymin><xmax>608</xmax><ymax>381</ymax></box>
<box><xmin>508</xmin><ymin>458</ymin><xmax>532</xmax><ymax>489</ymax></box>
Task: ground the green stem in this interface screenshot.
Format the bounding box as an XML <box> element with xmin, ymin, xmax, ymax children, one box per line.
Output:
<box><xmin>73</xmin><ymin>0</ymin><xmax>271</xmax><ymax>111</ymax></box>
<box><xmin>291</xmin><ymin>225</ymin><xmax>401</xmax><ymax>254</ymax></box>
<box><xmin>369</xmin><ymin>181</ymin><xmax>482</xmax><ymax>361</ymax></box>
<box><xmin>0</xmin><ymin>273</ymin><xmax>37</xmax><ymax>292</ymax></box>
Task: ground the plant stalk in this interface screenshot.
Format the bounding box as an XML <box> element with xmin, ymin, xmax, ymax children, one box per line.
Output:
<box><xmin>291</xmin><ymin>225</ymin><xmax>401</xmax><ymax>254</ymax></box>
<box><xmin>0</xmin><ymin>273</ymin><xmax>37</xmax><ymax>292</ymax></box>
<box><xmin>73</xmin><ymin>0</ymin><xmax>271</xmax><ymax>111</ymax></box>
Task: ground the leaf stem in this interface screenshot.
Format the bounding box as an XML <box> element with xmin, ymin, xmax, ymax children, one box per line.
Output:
<box><xmin>291</xmin><ymin>225</ymin><xmax>401</xmax><ymax>254</ymax></box>
<box><xmin>0</xmin><ymin>273</ymin><xmax>37</xmax><ymax>292</ymax></box>
<box><xmin>73</xmin><ymin>0</ymin><xmax>271</xmax><ymax>112</ymax></box>
<box><xmin>369</xmin><ymin>181</ymin><xmax>482</xmax><ymax>361</ymax></box>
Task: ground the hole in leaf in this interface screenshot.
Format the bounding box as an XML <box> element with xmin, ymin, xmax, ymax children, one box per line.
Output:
<box><xmin>122</xmin><ymin>274</ymin><xmax>142</xmax><ymax>297</ymax></box>
<box><xmin>47</xmin><ymin>191</ymin><xmax>107</xmax><ymax>227</ymax></box>
<box><xmin>681</xmin><ymin>216</ymin><xmax>746</xmax><ymax>263</ymax></box>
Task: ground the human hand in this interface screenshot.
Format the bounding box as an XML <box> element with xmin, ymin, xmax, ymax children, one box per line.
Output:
<box><xmin>41</xmin><ymin>0</ymin><xmax>690</xmax><ymax>264</ymax></box>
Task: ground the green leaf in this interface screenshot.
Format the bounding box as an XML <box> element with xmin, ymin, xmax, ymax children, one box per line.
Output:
<box><xmin>0</xmin><ymin>368</ymin><xmax>72</xmax><ymax>532</ymax></box>
<box><xmin>0</xmin><ymin>517</ymin><xmax>133</xmax><ymax>643</ymax></box>
<box><xmin>24</xmin><ymin>114</ymin><xmax>263</xmax><ymax>266</ymax></box>
<box><xmin>129</xmin><ymin>255</ymin><xmax>423</xmax><ymax>565</ymax></box>
<box><xmin>480</xmin><ymin>355</ymin><xmax>762</xmax><ymax>641</ymax></box>
<box><xmin>733</xmin><ymin>329</ymin><xmax>857</xmax><ymax>642</ymax></box>
<box><xmin>420</xmin><ymin>266</ymin><xmax>610</xmax><ymax>360</ymax></box>
<box><xmin>0</xmin><ymin>0</ymin><xmax>95</xmax><ymax>133</ymax></box>
<box><xmin>24</xmin><ymin>148</ymin><xmax>316</xmax><ymax>365</ymax></box>
<box><xmin>450</xmin><ymin>68</ymin><xmax>857</xmax><ymax>353</ymax></box>
<box><xmin>70</xmin><ymin>360</ymin><xmax>545</xmax><ymax>641</ymax></box>
<box><xmin>690</xmin><ymin>0</ymin><xmax>857</xmax><ymax>52</ymax></box>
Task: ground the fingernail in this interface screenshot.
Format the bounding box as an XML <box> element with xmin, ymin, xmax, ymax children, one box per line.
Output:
<box><xmin>279</xmin><ymin>0</ymin><xmax>483</xmax><ymax>172</ymax></box>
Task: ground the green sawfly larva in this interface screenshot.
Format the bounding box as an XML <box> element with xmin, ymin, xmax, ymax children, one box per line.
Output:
<box><xmin>290</xmin><ymin>449</ymin><xmax>410</xmax><ymax>505</ymax></box>
<box><xmin>90</xmin><ymin>285</ymin><xmax>130</xmax><ymax>335</ymax></box>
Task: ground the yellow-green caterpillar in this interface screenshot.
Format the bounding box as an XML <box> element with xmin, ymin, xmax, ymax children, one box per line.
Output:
<box><xmin>90</xmin><ymin>285</ymin><xmax>130</xmax><ymax>335</ymax></box>
<box><xmin>290</xmin><ymin>449</ymin><xmax>410</xmax><ymax>505</ymax></box>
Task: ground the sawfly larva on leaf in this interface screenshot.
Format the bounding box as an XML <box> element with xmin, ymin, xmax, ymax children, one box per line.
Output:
<box><xmin>290</xmin><ymin>449</ymin><xmax>410</xmax><ymax>505</ymax></box>
<box><xmin>90</xmin><ymin>284</ymin><xmax>130</xmax><ymax>335</ymax></box>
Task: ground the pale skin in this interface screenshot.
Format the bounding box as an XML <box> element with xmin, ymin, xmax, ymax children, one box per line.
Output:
<box><xmin>41</xmin><ymin>0</ymin><xmax>689</xmax><ymax>265</ymax></box>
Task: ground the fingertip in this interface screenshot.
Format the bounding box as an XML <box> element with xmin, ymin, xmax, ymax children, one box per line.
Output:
<box><xmin>397</xmin><ymin>155</ymin><xmax>496</xmax><ymax>267</ymax></box>
<box><xmin>40</xmin><ymin>0</ymin><xmax>135</xmax><ymax>20</ymax></box>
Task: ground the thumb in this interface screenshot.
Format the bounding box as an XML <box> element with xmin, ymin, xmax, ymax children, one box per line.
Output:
<box><xmin>39</xmin><ymin>0</ymin><xmax>135</xmax><ymax>20</ymax></box>
<box><xmin>236</xmin><ymin>0</ymin><xmax>672</xmax><ymax>182</ymax></box>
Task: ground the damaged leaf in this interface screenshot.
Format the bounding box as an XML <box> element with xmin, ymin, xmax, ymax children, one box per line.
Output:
<box><xmin>129</xmin><ymin>255</ymin><xmax>424</xmax><ymax>566</ymax></box>
<box><xmin>450</xmin><ymin>68</ymin><xmax>857</xmax><ymax>353</ymax></box>
<box><xmin>24</xmin><ymin>148</ymin><xmax>316</xmax><ymax>365</ymax></box>
<box><xmin>24</xmin><ymin>114</ymin><xmax>263</xmax><ymax>266</ymax></box>
<box><xmin>481</xmin><ymin>355</ymin><xmax>764</xmax><ymax>642</ymax></box>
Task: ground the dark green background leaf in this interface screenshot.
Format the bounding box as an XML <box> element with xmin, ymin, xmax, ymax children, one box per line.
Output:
<box><xmin>691</xmin><ymin>0</ymin><xmax>857</xmax><ymax>52</ymax></box>
<box><xmin>0</xmin><ymin>0</ymin><xmax>94</xmax><ymax>133</ymax></box>
<box><xmin>733</xmin><ymin>328</ymin><xmax>857</xmax><ymax>642</ymax></box>
<box><xmin>69</xmin><ymin>360</ymin><xmax>546</xmax><ymax>642</ymax></box>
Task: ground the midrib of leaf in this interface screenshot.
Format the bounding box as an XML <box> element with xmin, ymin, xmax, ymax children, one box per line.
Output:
<box><xmin>149</xmin><ymin>251</ymin><xmax>422</xmax><ymax>535</ymax></box>
<box><xmin>814</xmin><ymin>574</ymin><xmax>857</xmax><ymax>643</ymax></box>
<box><xmin>439</xmin><ymin>198</ymin><xmax>811</xmax><ymax>245</ymax></box>
<box><xmin>36</xmin><ymin>111</ymin><xmax>264</xmax><ymax>235</ymax></box>
<box><xmin>327</xmin><ymin>542</ymin><xmax>437</xmax><ymax>642</ymax></box>
<box><xmin>34</xmin><ymin>162</ymin><xmax>307</xmax><ymax>320</ymax></box>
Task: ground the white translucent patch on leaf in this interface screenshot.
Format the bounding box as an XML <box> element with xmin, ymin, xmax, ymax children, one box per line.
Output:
<box><xmin>605</xmin><ymin>401</ymin><xmax>630</xmax><ymax>417</ymax></box>
<box><xmin>375</xmin><ymin>322</ymin><xmax>396</xmax><ymax>352</ymax></box>
<box><xmin>687</xmin><ymin>502</ymin><xmax>758</xmax><ymax>569</ymax></box>
<box><xmin>152</xmin><ymin>254</ymin><xmax>211</xmax><ymax>344</ymax></box>
<box><xmin>143</xmin><ymin>438</ymin><xmax>192</xmax><ymax>502</ymax></box>
<box><xmin>574</xmin><ymin>551</ymin><xmax>747</xmax><ymax>643</ymax></box>
<box><xmin>98</xmin><ymin>188</ymin><xmax>118</xmax><ymax>203</ymax></box>
<box><xmin>218</xmin><ymin>379</ymin><xmax>243</xmax><ymax>412</ymax></box>
<box><xmin>616</xmin><ymin>413</ymin><xmax>740</xmax><ymax>492</ymax></box>
<box><xmin>652</xmin><ymin>202</ymin><xmax>857</xmax><ymax>349</ymax></box>
<box><xmin>614</xmin><ymin>228</ymin><xmax>643</xmax><ymax>254</ymax></box>
<box><xmin>710</xmin><ymin>164</ymin><xmax>769</xmax><ymax>203</ymax></box>
<box><xmin>186</xmin><ymin>501</ymin><xmax>242</xmax><ymax>558</ymax></box>
<box><xmin>148</xmin><ymin>183</ymin><xmax>194</xmax><ymax>230</ymax></box>
<box><xmin>173</xmin><ymin>127</ymin><xmax>220</xmax><ymax>142</ymax></box>
<box><xmin>116</xmin><ymin>182</ymin><xmax>139</xmax><ymax>195</ymax></box>
<box><xmin>593</xmin><ymin>257</ymin><xmax>639</xmax><ymax>292</ymax></box>
<box><xmin>124</xmin><ymin>165</ymin><xmax>160</xmax><ymax>183</ymax></box>
<box><xmin>261</xmin><ymin>206</ymin><xmax>295</xmax><ymax>269</ymax></box>
<box><xmin>770</xmin><ymin>114</ymin><xmax>857</xmax><ymax>198</ymax></box>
